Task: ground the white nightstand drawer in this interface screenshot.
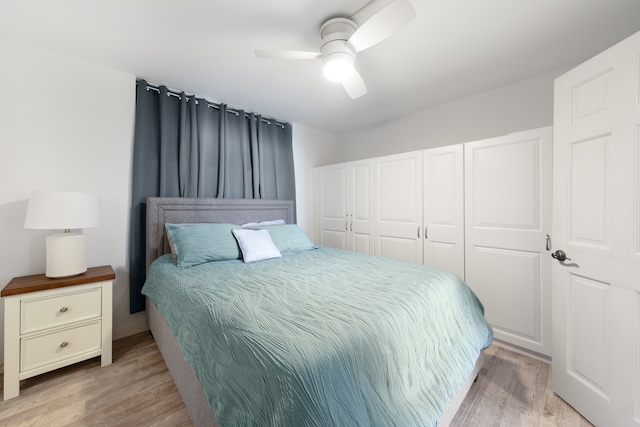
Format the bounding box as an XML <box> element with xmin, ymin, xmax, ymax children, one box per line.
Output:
<box><xmin>20</xmin><ymin>320</ymin><xmax>102</xmax><ymax>372</ymax></box>
<box><xmin>21</xmin><ymin>288</ymin><xmax>101</xmax><ymax>334</ymax></box>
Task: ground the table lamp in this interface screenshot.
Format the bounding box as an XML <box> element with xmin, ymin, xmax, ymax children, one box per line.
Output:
<box><xmin>24</xmin><ymin>191</ymin><xmax>101</xmax><ymax>278</ymax></box>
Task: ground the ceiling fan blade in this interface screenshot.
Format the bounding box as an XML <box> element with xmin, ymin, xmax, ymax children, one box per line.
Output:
<box><xmin>347</xmin><ymin>0</ymin><xmax>416</xmax><ymax>52</ymax></box>
<box><xmin>342</xmin><ymin>69</ymin><xmax>367</xmax><ymax>99</ymax></box>
<box><xmin>254</xmin><ymin>50</ymin><xmax>322</xmax><ymax>60</ymax></box>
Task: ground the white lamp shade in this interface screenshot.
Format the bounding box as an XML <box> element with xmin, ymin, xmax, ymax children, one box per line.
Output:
<box><xmin>24</xmin><ymin>191</ymin><xmax>101</xmax><ymax>230</ymax></box>
<box><xmin>24</xmin><ymin>191</ymin><xmax>100</xmax><ymax>277</ymax></box>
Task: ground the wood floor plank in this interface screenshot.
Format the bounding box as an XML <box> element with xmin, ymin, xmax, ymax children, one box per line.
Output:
<box><xmin>0</xmin><ymin>332</ymin><xmax>192</xmax><ymax>427</ymax></box>
<box><xmin>461</xmin><ymin>345</ymin><xmax>520</xmax><ymax>426</ymax></box>
<box><xmin>498</xmin><ymin>348</ymin><xmax>548</xmax><ymax>426</ymax></box>
<box><xmin>451</xmin><ymin>344</ymin><xmax>593</xmax><ymax>427</ymax></box>
<box><xmin>1</xmin><ymin>333</ymin><xmax>594</xmax><ymax>427</ymax></box>
<box><xmin>449</xmin><ymin>346</ymin><xmax>498</xmax><ymax>426</ymax></box>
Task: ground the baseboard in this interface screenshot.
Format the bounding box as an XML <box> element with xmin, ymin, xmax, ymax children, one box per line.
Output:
<box><xmin>492</xmin><ymin>339</ymin><xmax>551</xmax><ymax>363</ymax></box>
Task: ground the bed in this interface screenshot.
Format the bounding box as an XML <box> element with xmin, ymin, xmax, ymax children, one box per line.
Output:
<box><xmin>142</xmin><ymin>197</ymin><xmax>492</xmax><ymax>427</ymax></box>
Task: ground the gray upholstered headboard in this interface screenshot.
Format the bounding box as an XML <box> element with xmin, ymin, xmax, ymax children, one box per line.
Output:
<box><xmin>145</xmin><ymin>197</ymin><xmax>295</xmax><ymax>273</ymax></box>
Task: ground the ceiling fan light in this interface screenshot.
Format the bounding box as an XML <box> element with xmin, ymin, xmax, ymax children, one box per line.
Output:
<box><xmin>323</xmin><ymin>53</ymin><xmax>354</xmax><ymax>82</ymax></box>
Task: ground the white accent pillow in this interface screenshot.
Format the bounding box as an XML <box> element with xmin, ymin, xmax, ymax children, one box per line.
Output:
<box><xmin>240</xmin><ymin>219</ymin><xmax>286</xmax><ymax>228</ymax></box>
<box><xmin>232</xmin><ymin>228</ymin><xmax>282</xmax><ymax>263</ymax></box>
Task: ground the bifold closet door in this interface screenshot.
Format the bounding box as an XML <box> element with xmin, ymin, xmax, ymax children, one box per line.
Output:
<box><xmin>348</xmin><ymin>159</ymin><xmax>374</xmax><ymax>254</ymax></box>
<box><xmin>423</xmin><ymin>145</ymin><xmax>464</xmax><ymax>279</ymax></box>
<box><xmin>464</xmin><ymin>127</ymin><xmax>552</xmax><ymax>357</ymax></box>
<box><xmin>315</xmin><ymin>160</ymin><xmax>374</xmax><ymax>254</ymax></box>
<box><xmin>374</xmin><ymin>151</ymin><xmax>423</xmax><ymax>263</ymax></box>
<box><xmin>315</xmin><ymin>163</ymin><xmax>349</xmax><ymax>250</ymax></box>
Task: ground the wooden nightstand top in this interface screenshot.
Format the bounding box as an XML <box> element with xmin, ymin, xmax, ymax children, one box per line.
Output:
<box><xmin>1</xmin><ymin>265</ymin><xmax>115</xmax><ymax>297</ymax></box>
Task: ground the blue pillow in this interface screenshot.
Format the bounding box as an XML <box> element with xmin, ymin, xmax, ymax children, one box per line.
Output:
<box><xmin>255</xmin><ymin>224</ymin><xmax>317</xmax><ymax>252</ymax></box>
<box><xmin>165</xmin><ymin>223</ymin><xmax>241</xmax><ymax>268</ymax></box>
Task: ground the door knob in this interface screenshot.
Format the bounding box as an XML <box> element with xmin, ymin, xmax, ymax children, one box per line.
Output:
<box><xmin>551</xmin><ymin>250</ymin><xmax>571</xmax><ymax>262</ymax></box>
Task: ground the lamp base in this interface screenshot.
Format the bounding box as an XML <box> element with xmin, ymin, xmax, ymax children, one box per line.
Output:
<box><xmin>46</xmin><ymin>232</ymin><xmax>87</xmax><ymax>278</ymax></box>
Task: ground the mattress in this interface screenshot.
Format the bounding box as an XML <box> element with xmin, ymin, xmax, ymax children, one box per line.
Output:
<box><xmin>142</xmin><ymin>246</ymin><xmax>493</xmax><ymax>427</ymax></box>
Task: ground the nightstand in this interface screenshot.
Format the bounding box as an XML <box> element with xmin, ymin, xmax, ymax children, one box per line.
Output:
<box><xmin>2</xmin><ymin>265</ymin><xmax>114</xmax><ymax>400</ymax></box>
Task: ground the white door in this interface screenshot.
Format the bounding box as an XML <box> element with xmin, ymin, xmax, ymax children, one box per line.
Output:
<box><xmin>552</xmin><ymin>31</ymin><xmax>640</xmax><ymax>427</ymax></box>
<box><xmin>423</xmin><ymin>145</ymin><xmax>465</xmax><ymax>279</ymax></box>
<box><xmin>348</xmin><ymin>159</ymin><xmax>374</xmax><ymax>254</ymax></box>
<box><xmin>315</xmin><ymin>163</ymin><xmax>349</xmax><ymax>250</ymax></box>
<box><xmin>465</xmin><ymin>127</ymin><xmax>553</xmax><ymax>357</ymax></box>
<box><xmin>374</xmin><ymin>151</ymin><xmax>423</xmax><ymax>263</ymax></box>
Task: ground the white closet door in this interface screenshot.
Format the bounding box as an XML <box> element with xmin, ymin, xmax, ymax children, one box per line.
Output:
<box><xmin>349</xmin><ymin>159</ymin><xmax>374</xmax><ymax>254</ymax></box>
<box><xmin>374</xmin><ymin>151</ymin><xmax>423</xmax><ymax>263</ymax></box>
<box><xmin>465</xmin><ymin>127</ymin><xmax>552</xmax><ymax>357</ymax></box>
<box><xmin>423</xmin><ymin>145</ymin><xmax>464</xmax><ymax>279</ymax></box>
<box><xmin>552</xmin><ymin>30</ymin><xmax>640</xmax><ymax>427</ymax></box>
<box><xmin>315</xmin><ymin>163</ymin><xmax>349</xmax><ymax>250</ymax></box>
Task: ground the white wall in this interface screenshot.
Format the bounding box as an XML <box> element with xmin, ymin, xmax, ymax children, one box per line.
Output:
<box><xmin>331</xmin><ymin>68</ymin><xmax>569</xmax><ymax>163</ymax></box>
<box><xmin>292</xmin><ymin>124</ymin><xmax>339</xmax><ymax>236</ymax></box>
<box><xmin>0</xmin><ymin>37</ymin><xmax>146</xmax><ymax>361</ymax></box>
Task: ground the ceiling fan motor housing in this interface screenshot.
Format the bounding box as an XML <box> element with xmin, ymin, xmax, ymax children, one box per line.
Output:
<box><xmin>320</xmin><ymin>18</ymin><xmax>358</xmax><ymax>81</ymax></box>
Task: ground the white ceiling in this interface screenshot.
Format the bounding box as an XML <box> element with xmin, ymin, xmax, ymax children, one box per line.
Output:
<box><xmin>2</xmin><ymin>0</ymin><xmax>640</xmax><ymax>134</ymax></box>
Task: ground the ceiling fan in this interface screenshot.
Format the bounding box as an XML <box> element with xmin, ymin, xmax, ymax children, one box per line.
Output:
<box><xmin>254</xmin><ymin>0</ymin><xmax>416</xmax><ymax>99</ymax></box>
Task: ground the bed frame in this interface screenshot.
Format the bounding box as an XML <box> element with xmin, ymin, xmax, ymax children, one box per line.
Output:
<box><xmin>144</xmin><ymin>197</ymin><xmax>483</xmax><ymax>427</ymax></box>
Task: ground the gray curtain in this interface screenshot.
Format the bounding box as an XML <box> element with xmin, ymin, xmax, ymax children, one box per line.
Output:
<box><xmin>129</xmin><ymin>80</ymin><xmax>295</xmax><ymax>313</ymax></box>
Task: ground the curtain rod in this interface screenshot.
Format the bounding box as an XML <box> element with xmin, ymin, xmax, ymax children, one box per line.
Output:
<box><xmin>142</xmin><ymin>82</ymin><xmax>287</xmax><ymax>128</ymax></box>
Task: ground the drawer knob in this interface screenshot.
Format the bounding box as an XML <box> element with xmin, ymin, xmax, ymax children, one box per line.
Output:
<box><xmin>59</xmin><ymin>307</ymin><xmax>68</xmax><ymax>313</ymax></box>
<box><xmin>60</xmin><ymin>341</ymin><xmax>69</xmax><ymax>348</ymax></box>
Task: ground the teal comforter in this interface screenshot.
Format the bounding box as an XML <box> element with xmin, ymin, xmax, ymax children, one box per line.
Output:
<box><xmin>142</xmin><ymin>247</ymin><xmax>493</xmax><ymax>427</ymax></box>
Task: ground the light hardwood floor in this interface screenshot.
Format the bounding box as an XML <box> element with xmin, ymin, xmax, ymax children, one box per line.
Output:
<box><xmin>450</xmin><ymin>344</ymin><xmax>593</xmax><ymax>427</ymax></box>
<box><xmin>0</xmin><ymin>332</ymin><xmax>191</xmax><ymax>426</ymax></box>
<box><xmin>0</xmin><ymin>332</ymin><xmax>592</xmax><ymax>427</ymax></box>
